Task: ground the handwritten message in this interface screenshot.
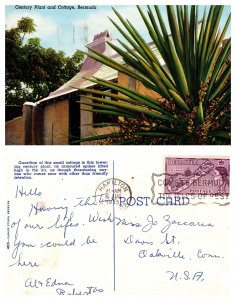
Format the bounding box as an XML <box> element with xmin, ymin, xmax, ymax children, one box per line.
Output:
<box><xmin>6</xmin><ymin>181</ymin><xmax>229</xmax><ymax>296</ymax></box>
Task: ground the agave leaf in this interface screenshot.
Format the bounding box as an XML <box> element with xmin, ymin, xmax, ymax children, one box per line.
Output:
<box><xmin>169</xmin><ymin>89</ymin><xmax>190</xmax><ymax>112</ymax></box>
<box><xmin>213</xmin><ymin>79</ymin><xmax>230</xmax><ymax>100</ymax></box>
<box><xmin>154</xmin><ymin>6</ymin><xmax>169</xmax><ymax>42</ymax></box>
<box><xmin>152</xmin><ymin>61</ymin><xmax>177</xmax><ymax>91</ymax></box>
<box><xmin>110</xmin><ymin>9</ymin><xmax>150</xmax><ymax>62</ymax></box>
<box><xmin>197</xmin><ymin>8</ymin><xmax>206</xmax><ymax>59</ymax></box>
<box><xmin>205</xmin><ymin>38</ymin><xmax>231</xmax><ymax>101</ymax></box>
<box><xmin>200</xmin><ymin>6</ymin><xmax>215</xmax><ymax>80</ymax></box>
<box><xmin>112</xmin><ymin>138</ymin><xmax>143</xmax><ymax>145</ymax></box>
<box><xmin>131</xmin><ymin>131</ymin><xmax>181</xmax><ymax>137</ymax></box>
<box><xmin>218</xmin><ymin>113</ymin><xmax>230</xmax><ymax>128</ymax></box>
<box><xmin>81</xmin><ymin>77</ymin><xmax>174</xmax><ymax>115</ymax></box>
<box><xmin>195</xmin><ymin>102</ymin><xmax>204</xmax><ymax>126</ymax></box>
<box><xmin>79</xmin><ymin>100</ymin><xmax>137</xmax><ymax>117</ymax></box>
<box><xmin>168</xmin><ymin>37</ymin><xmax>189</xmax><ymax>98</ymax></box>
<box><xmin>80</xmin><ymin>87</ymin><xmax>165</xmax><ymax>113</ymax></box>
<box><xmin>83</xmin><ymin>94</ymin><xmax>173</xmax><ymax>122</ymax></box>
<box><xmin>82</xmin><ymin>47</ymin><xmax>166</xmax><ymax>95</ymax></box>
<box><xmin>138</xmin><ymin>5</ymin><xmax>168</xmax><ymax>62</ymax></box>
<box><xmin>138</xmin><ymin>59</ymin><xmax>171</xmax><ymax>98</ymax></box>
<box><xmin>81</xmin><ymin>107</ymin><xmax>135</xmax><ymax>118</ymax></box>
<box><xmin>149</xmin><ymin>6</ymin><xmax>187</xmax><ymax>92</ymax></box>
<box><xmin>211</xmin><ymin>88</ymin><xmax>230</xmax><ymax>116</ymax></box>
<box><xmin>126</xmin><ymin>19</ymin><xmax>156</xmax><ymax>63</ymax></box>
<box><xmin>177</xmin><ymin>5</ymin><xmax>184</xmax><ymax>39</ymax></box>
<box><xmin>184</xmin><ymin>6</ymin><xmax>190</xmax><ymax>52</ymax></box>
<box><xmin>82</xmin><ymin>47</ymin><xmax>160</xmax><ymax>92</ymax></box>
<box><xmin>182</xmin><ymin>6</ymin><xmax>192</xmax><ymax>99</ymax></box>
<box><xmin>137</xmin><ymin>4</ymin><xmax>179</xmax><ymax>91</ymax></box>
<box><xmin>82</xmin><ymin>76</ymin><xmax>178</xmax><ymax>120</ymax></box>
<box><xmin>189</xmin><ymin>6</ymin><xmax>196</xmax><ymax>67</ymax></box>
<box><xmin>147</xmin><ymin>14</ymin><xmax>177</xmax><ymax>84</ymax></box>
<box><xmin>147</xmin><ymin>6</ymin><xmax>171</xmax><ymax>63</ymax></box>
<box><xmin>108</xmin><ymin>43</ymin><xmax>163</xmax><ymax>92</ymax></box>
<box><xmin>108</xmin><ymin>16</ymin><xmax>150</xmax><ymax>63</ymax></box>
<box><xmin>106</xmin><ymin>41</ymin><xmax>147</xmax><ymax>75</ymax></box>
<box><xmin>167</xmin><ymin>6</ymin><xmax>184</xmax><ymax>63</ymax></box>
<box><xmin>205</xmin><ymin>6</ymin><xmax>224</xmax><ymax>65</ymax></box>
<box><xmin>210</xmin><ymin>131</ymin><xmax>231</xmax><ymax>139</ymax></box>
<box><xmin>212</xmin><ymin>29</ymin><xmax>221</xmax><ymax>49</ymax></box>
<box><xmin>196</xmin><ymin>8</ymin><xmax>206</xmax><ymax>88</ymax></box>
<box><xmin>83</xmin><ymin>122</ymin><xmax>120</xmax><ymax>127</ymax></box>
<box><xmin>81</xmin><ymin>84</ymin><xmax>156</xmax><ymax>106</ymax></box>
<box><xmin>74</xmin><ymin>132</ymin><xmax>129</xmax><ymax>143</ymax></box>
<box><xmin>208</xmin><ymin>63</ymin><xmax>230</xmax><ymax>102</ymax></box>
<box><xmin>115</xmin><ymin>39</ymin><xmax>148</xmax><ymax>67</ymax></box>
<box><xmin>183</xmin><ymin>5</ymin><xmax>198</xmax><ymax>105</ymax></box>
<box><xmin>111</xmin><ymin>8</ymin><xmax>153</xmax><ymax>64</ymax></box>
<box><xmin>154</xmin><ymin>7</ymin><xmax>183</xmax><ymax>84</ymax></box>
<box><xmin>137</xmin><ymin>126</ymin><xmax>184</xmax><ymax>134</ymax></box>
<box><xmin>193</xmin><ymin>6</ymin><xmax>199</xmax><ymax>104</ymax></box>
<box><xmin>203</xmin><ymin>12</ymin><xmax>231</xmax><ymax>83</ymax></box>
<box><xmin>194</xmin><ymin>6</ymin><xmax>198</xmax><ymax>59</ymax></box>
<box><xmin>115</xmin><ymin>39</ymin><xmax>177</xmax><ymax>97</ymax></box>
<box><xmin>80</xmin><ymin>49</ymin><xmax>143</xmax><ymax>82</ymax></box>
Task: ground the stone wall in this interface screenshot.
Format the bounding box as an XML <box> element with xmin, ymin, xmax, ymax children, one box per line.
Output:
<box><xmin>43</xmin><ymin>100</ymin><xmax>69</xmax><ymax>145</ymax></box>
<box><xmin>5</xmin><ymin>99</ymin><xmax>69</xmax><ymax>145</ymax></box>
<box><xmin>80</xmin><ymin>94</ymin><xmax>93</xmax><ymax>145</ymax></box>
<box><xmin>5</xmin><ymin>116</ymin><xmax>24</xmax><ymax>145</ymax></box>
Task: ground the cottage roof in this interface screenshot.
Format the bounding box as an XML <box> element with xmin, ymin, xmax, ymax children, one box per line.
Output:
<box><xmin>37</xmin><ymin>30</ymin><xmax>117</xmax><ymax>104</ymax></box>
<box><xmin>37</xmin><ymin>31</ymin><xmax>163</xmax><ymax>104</ymax></box>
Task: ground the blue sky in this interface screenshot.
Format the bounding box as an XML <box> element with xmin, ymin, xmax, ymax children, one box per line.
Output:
<box><xmin>5</xmin><ymin>5</ymin><xmax>231</xmax><ymax>57</ymax></box>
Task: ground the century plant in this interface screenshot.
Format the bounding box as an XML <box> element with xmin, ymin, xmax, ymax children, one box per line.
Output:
<box><xmin>76</xmin><ymin>5</ymin><xmax>231</xmax><ymax>145</ymax></box>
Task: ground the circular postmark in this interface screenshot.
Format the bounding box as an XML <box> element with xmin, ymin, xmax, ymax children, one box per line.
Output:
<box><xmin>95</xmin><ymin>178</ymin><xmax>132</xmax><ymax>209</ymax></box>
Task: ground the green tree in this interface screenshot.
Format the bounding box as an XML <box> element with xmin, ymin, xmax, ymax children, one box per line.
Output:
<box><xmin>77</xmin><ymin>5</ymin><xmax>230</xmax><ymax>145</ymax></box>
<box><xmin>5</xmin><ymin>17</ymin><xmax>84</xmax><ymax>105</ymax></box>
<box><xmin>17</xmin><ymin>17</ymin><xmax>36</xmax><ymax>41</ymax></box>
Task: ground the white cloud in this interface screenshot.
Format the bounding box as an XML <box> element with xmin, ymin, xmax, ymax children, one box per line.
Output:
<box><xmin>6</xmin><ymin>11</ymin><xmax>57</xmax><ymax>39</ymax></box>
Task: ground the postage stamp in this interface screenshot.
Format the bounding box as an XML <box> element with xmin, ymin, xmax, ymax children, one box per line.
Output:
<box><xmin>164</xmin><ymin>157</ymin><xmax>230</xmax><ymax>195</ymax></box>
<box><xmin>95</xmin><ymin>178</ymin><xmax>132</xmax><ymax>208</ymax></box>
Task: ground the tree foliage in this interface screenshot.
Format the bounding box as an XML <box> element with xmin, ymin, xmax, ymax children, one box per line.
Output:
<box><xmin>76</xmin><ymin>5</ymin><xmax>230</xmax><ymax>145</ymax></box>
<box><xmin>17</xmin><ymin>17</ymin><xmax>36</xmax><ymax>42</ymax></box>
<box><xmin>5</xmin><ymin>17</ymin><xmax>84</xmax><ymax>105</ymax></box>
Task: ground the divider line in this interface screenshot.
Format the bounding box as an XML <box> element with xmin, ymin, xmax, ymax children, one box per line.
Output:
<box><xmin>112</xmin><ymin>160</ymin><xmax>116</xmax><ymax>292</ymax></box>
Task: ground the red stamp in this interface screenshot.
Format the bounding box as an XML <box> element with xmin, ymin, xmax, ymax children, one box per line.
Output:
<box><xmin>164</xmin><ymin>157</ymin><xmax>229</xmax><ymax>195</ymax></box>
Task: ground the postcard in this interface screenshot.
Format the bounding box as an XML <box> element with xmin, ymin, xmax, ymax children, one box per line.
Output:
<box><xmin>3</xmin><ymin>150</ymin><xmax>231</xmax><ymax>298</ymax></box>
<box><xmin>2</xmin><ymin>1</ymin><xmax>234</xmax><ymax>300</ymax></box>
